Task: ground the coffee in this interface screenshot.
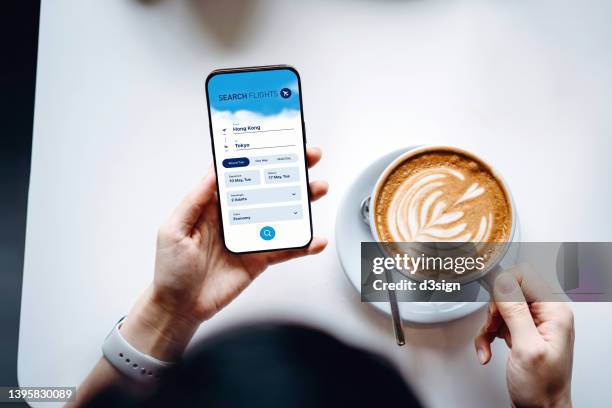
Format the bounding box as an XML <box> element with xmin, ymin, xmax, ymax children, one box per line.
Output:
<box><xmin>373</xmin><ymin>148</ymin><xmax>512</xmax><ymax>244</ymax></box>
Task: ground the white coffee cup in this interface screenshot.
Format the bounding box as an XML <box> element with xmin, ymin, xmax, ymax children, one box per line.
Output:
<box><xmin>360</xmin><ymin>145</ymin><xmax>518</xmax><ymax>292</ymax></box>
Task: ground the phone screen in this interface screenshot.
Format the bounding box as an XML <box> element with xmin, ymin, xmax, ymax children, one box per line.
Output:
<box><xmin>206</xmin><ymin>66</ymin><xmax>312</xmax><ymax>253</ymax></box>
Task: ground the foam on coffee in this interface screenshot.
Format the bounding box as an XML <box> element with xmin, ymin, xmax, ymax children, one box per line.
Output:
<box><xmin>374</xmin><ymin>148</ymin><xmax>512</xmax><ymax>243</ymax></box>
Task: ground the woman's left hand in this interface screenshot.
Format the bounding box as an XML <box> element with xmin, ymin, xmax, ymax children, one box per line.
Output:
<box><xmin>119</xmin><ymin>147</ymin><xmax>328</xmax><ymax>361</ymax></box>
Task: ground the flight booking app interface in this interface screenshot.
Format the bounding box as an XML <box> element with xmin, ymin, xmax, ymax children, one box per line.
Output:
<box><xmin>207</xmin><ymin>68</ymin><xmax>311</xmax><ymax>253</ymax></box>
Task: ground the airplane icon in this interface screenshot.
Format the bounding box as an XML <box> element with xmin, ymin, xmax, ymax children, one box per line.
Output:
<box><xmin>280</xmin><ymin>88</ymin><xmax>291</xmax><ymax>99</ymax></box>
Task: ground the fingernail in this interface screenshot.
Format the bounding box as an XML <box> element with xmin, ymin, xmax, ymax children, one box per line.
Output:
<box><xmin>495</xmin><ymin>273</ymin><xmax>517</xmax><ymax>294</ymax></box>
<box><xmin>477</xmin><ymin>348</ymin><xmax>487</xmax><ymax>365</ymax></box>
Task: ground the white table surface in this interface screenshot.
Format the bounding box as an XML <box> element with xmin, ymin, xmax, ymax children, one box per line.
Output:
<box><xmin>19</xmin><ymin>1</ymin><xmax>612</xmax><ymax>407</ymax></box>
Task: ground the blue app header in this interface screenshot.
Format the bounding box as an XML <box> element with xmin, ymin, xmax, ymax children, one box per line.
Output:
<box><xmin>207</xmin><ymin>68</ymin><xmax>300</xmax><ymax>116</ymax></box>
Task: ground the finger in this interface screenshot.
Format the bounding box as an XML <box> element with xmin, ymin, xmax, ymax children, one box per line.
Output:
<box><xmin>309</xmin><ymin>180</ymin><xmax>329</xmax><ymax>202</ymax></box>
<box><xmin>484</xmin><ymin>302</ymin><xmax>504</xmax><ymax>334</ymax></box>
<box><xmin>493</xmin><ymin>272</ymin><xmax>540</xmax><ymax>347</ymax></box>
<box><xmin>489</xmin><ymin>300</ymin><xmax>499</xmax><ymax>319</ymax></box>
<box><xmin>474</xmin><ymin>320</ymin><xmax>495</xmax><ymax>364</ymax></box>
<box><xmin>265</xmin><ymin>236</ymin><xmax>328</xmax><ymax>265</ymax></box>
<box><xmin>474</xmin><ymin>303</ymin><xmax>503</xmax><ymax>365</ymax></box>
<box><xmin>507</xmin><ymin>263</ymin><xmax>553</xmax><ymax>302</ymax></box>
<box><xmin>508</xmin><ymin>264</ymin><xmax>573</xmax><ymax>336</ymax></box>
<box><xmin>306</xmin><ymin>147</ymin><xmax>322</xmax><ymax>168</ymax></box>
<box><xmin>169</xmin><ymin>169</ymin><xmax>217</xmax><ymax>235</ymax></box>
<box><xmin>498</xmin><ymin>324</ymin><xmax>512</xmax><ymax>348</ymax></box>
<box><xmin>474</xmin><ymin>325</ymin><xmax>494</xmax><ymax>365</ymax></box>
<box><xmin>489</xmin><ymin>302</ymin><xmax>512</xmax><ymax>347</ymax></box>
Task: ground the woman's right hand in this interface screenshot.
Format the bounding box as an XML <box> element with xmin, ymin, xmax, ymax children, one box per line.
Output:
<box><xmin>475</xmin><ymin>265</ymin><xmax>574</xmax><ymax>408</ymax></box>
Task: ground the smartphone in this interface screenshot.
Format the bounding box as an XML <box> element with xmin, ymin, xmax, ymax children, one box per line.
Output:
<box><xmin>205</xmin><ymin>65</ymin><xmax>313</xmax><ymax>253</ymax></box>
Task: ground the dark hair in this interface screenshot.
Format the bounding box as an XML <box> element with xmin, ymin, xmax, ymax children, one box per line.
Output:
<box><xmin>89</xmin><ymin>323</ymin><xmax>422</xmax><ymax>408</ymax></box>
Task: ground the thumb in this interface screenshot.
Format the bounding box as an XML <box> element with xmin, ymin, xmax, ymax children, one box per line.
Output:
<box><xmin>493</xmin><ymin>272</ymin><xmax>540</xmax><ymax>347</ymax></box>
<box><xmin>169</xmin><ymin>170</ymin><xmax>217</xmax><ymax>235</ymax></box>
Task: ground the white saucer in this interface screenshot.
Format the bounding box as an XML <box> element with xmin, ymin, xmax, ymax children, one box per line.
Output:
<box><xmin>335</xmin><ymin>147</ymin><xmax>511</xmax><ymax>324</ymax></box>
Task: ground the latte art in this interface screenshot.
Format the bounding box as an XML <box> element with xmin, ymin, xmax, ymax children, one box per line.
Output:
<box><xmin>374</xmin><ymin>149</ymin><xmax>512</xmax><ymax>244</ymax></box>
<box><xmin>388</xmin><ymin>168</ymin><xmax>492</xmax><ymax>241</ymax></box>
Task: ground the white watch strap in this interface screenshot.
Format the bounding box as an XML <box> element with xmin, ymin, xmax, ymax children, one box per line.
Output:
<box><xmin>102</xmin><ymin>316</ymin><xmax>175</xmax><ymax>383</ymax></box>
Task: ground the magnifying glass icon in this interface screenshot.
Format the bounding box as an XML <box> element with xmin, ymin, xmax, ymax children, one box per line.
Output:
<box><xmin>260</xmin><ymin>226</ymin><xmax>276</xmax><ymax>241</ymax></box>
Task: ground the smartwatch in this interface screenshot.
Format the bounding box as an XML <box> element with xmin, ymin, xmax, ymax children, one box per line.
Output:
<box><xmin>102</xmin><ymin>316</ymin><xmax>175</xmax><ymax>383</ymax></box>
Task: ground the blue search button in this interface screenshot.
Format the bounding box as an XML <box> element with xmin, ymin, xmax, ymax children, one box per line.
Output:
<box><xmin>222</xmin><ymin>157</ymin><xmax>250</xmax><ymax>168</ymax></box>
<box><xmin>260</xmin><ymin>226</ymin><xmax>276</xmax><ymax>241</ymax></box>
